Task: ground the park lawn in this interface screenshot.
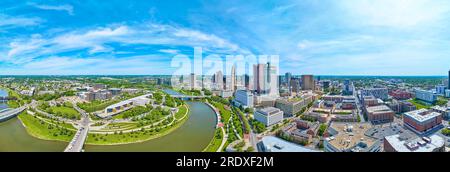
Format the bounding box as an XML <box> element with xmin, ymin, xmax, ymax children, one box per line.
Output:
<box><xmin>212</xmin><ymin>102</ymin><xmax>231</xmax><ymax>124</ymax></box>
<box><xmin>50</xmin><ymin>106</ymin><xmax>80</xmax><ymax>119</ymax></box>
<box><xmin>18</xmin><ymin>112</ymin><xmax>75</xmax><ymax>142</ymax></box>
<box><xmin>78</xmin><ymin>99</ymin><xmax>120</xmax><ymax>113</ymax></box>
<box><xmin>86</xmin><ymin>111</ymin><xmax>190</xmax><ymax>145</ymax></box>
<box><xmin>203</xmin><ymin>128</ymin><xmax>224</xmax><ymax>152</ymax></box>
<box><xmin>175</xmin><ymin>105</ymin><xmax>188</xmax><ymax>119</ymax></box>
<box><xmin>96</xmin><ymin>122</ymin><xmax>140</xmax><ymax>132</ymax></box>
<box><xmin>7</xmin><ymin>100</ymin><xmax>20</xmax><ymax>108</ymax></box>
<box><xmin>408</xmin><ymin>99</ymin><xmax>431</xmax><ymax>109</ymax></box>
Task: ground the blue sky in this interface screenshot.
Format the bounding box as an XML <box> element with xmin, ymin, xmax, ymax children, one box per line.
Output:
<box><xmin>0</xmin><ymin>0</ymin><xmax>450</xmax><ymax>75</ymax></box>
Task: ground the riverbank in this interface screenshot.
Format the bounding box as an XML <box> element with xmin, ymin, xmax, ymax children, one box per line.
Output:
<box><xmin>17</xmin><ymin>111</ymin><xmax>75</xmax><ymax>143</ymax></box>
<box><xmin>17</xmin><ymin>103</ymin><xmax>190</xmax><ymax>146</ymax></box>
<box><xmin>85</xmin><ymin>104</ymin><xmax>190</xmax><ymax>145</ymax></box>
<box><xmin>202</xmin><ymin>101</ymin><xmax>226</xmax><ymax>152</ymax></box>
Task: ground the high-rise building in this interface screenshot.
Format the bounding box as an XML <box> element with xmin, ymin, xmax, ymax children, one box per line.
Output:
<box><xmin>253</xmin><ymin>63</ymin><xmax>279</xmax><ymax>96</ymax></box>
<box><xmin>343</xmin><ymin>79</ymin><xmax>353</xmax><ymax>95</ymax></box>
<box><xmin>285</xmin><ymin>72</ymin><xmax>292</xmax><ymax>95</ymax></box>
<box><xmin>214</xmin><ymin>70</ymin><xmax>224</xmax><ymax>90</ymax></box>
<box><xmin>301</xmin><ymin>75</ymin><xmax>314</xmax><ymax>90</ymax></box>
<box><xmin>231</xmin><ymin>65</ymin><xmax>236</xmax><ymax>92</ymax></box>
<box><xmin>436</xmin><ymin>85</ymin><xmax>446</xmax><ymax>95</ymax></box>
<box><xmin>190</xmin><ymin>73</ymin><xmax>196</xmax><ymax>89</ymax></box>
<box><xmin>448</xmin><ymin>69</ymin><xmax>450</xmax><ymax>88</ymax></box>
<box><xmin>253</xmin><ymin>64</ymin><xmax>265</xmax><ymax>94</ymax></box>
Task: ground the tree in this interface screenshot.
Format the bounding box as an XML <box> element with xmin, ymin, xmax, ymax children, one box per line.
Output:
<box><xmin>318</xmin><ymin>124</ymin><xmax>327</xmax><ymax>136</ymax></box>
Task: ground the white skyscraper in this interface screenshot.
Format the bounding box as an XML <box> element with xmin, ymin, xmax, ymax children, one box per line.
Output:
<box><xmin>231</xmin><ymin>64</ymin><xmax>236</xmax><ymax>92</ymax></box>
<box><xmin>253</xmin><ymin>63</ymin><xmax>279</xmax><ymax>97</ymax></box>
<box><xmin>214</xmin><ymin>70</ymin><xmax>224</xmax><ymax>90</ymax></box>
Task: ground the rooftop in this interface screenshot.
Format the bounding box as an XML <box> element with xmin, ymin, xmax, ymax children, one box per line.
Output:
<box><xmin>327</xmin><ymin>122</ymin><xmax>378</xmax><ymax>151</ymax></box>
<box><xmin>404</xmin><ymin>109</ymin><xmax>442</xmax><ymax>122</ymax></box>
<box><xmin>257</xmin><ymin>107</ymin><xmax>282</xmax><ymax>116</ymax></box>
<box><xmin>260</xmin><ymin>136</ymin><xmax>320</xmax><ymax>152</ymax></box>
<box><xmin>366</xmin><ymin>105</ymin><xmax>394</xmax><ymax>113</ymax></box>
<box><xmin>384</xmin><ymin>134</ymin><xmax>445</xmax><ymax>152</ymax></box>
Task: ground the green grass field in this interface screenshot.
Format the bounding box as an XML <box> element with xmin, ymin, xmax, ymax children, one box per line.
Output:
<box><xmin>49</xmin><ymin>106</ymin><xmax>80</xmax><ymax>119</ymax></box>
<box><xmin>174</xmin><ymin>105</ymin><xmax>188</xmax><ymax>119</ymax></box>
<box><xmin>407</xmin><ymin>99</ymin><xmax>431</xmax><ymax>109</ymax></box>
<box><xmin>86</xmin><ymin>113</ymin><xmax>189</xmax><ymax>145</ymax></box>
<box><xmin>203</xmin><ymin>128</ymin><xmax>224</xmax><ymax>152</ymax></box>
<box><xmin>18</xmin><ymin>112</ymin><xmax>75</xmax><ymax>142</ymax></box>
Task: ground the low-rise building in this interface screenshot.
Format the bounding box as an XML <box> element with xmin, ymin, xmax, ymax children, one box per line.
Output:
<box><xmin>363</xmin><ymin>96</ymin><xmax>378</xmax><ymax>107</ymax></box>
<box><xmin>233</xmin><ymin>90</ymin><xmax>254</xmax><ymax>108</ymax></box>
<box><xmin>366</xmin><ymin>105</ymin><xmax>394</xmax><ymax>124</ymax></box>
<box><xmin>279</xmin><ymin>119</ymin><xmax>320</xmax><ymax>144</ymax></box>
<box><xmin>414</xmin><ymin>89</ymin><xmax>437</xmax><ymax>103</ymax></box>
<box><xmin>403</xmin><ymin>109</ymin><xmax>443</xmax><ymax>135</ymax></box>
<box><xmin>275</xmin><ymin>95</ymin><xmax>313</xmax><ymax>117</ymax></box>
<box><xmin>324</xmin><ymin>122</ymin><xmax>381</xmax><ymax>152</ymax></box>
<box><xmin>361</xmin><ymin>88</ymin><xmax>388</xmax><ymax>100</ymax></box>
<box><xmin>254</xmin><ymin>107</ymin><xmax>284</xmax><ymax>126</ymax></box>
<box><xmin>259</xmin><ymin>136</ymin><xmax>320</xmax><ymax>152</ymax></box>
<box><xmin>384</xmin><ymin>134</ymin><xmax>445</xmax><ymax>152</ymax></box>
<box><xmin>389</xmin><ymin>89</ymin><xmax>412</xmax><ymax>100</ymax></box>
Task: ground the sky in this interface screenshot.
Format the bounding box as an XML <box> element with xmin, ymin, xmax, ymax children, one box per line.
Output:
<box><xmin>0</xmin><ymin>0</ymin><xmax>450</xmax><ymax>76</ymax></box>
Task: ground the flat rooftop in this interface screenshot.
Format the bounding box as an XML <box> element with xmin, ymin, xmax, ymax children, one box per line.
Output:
<box><xmin>327</xmin><ymin>122</ymin><xmax>377</xmax><ymax>151</ymax></box>
<box><xmin>366</xmin><ymin>105</ymin><xmax>393</xmax><ymax>113</ymax></box>
<box><xmin>404</xmin><ymin>109</ymin><xmax>442</xmax><ymax>122</ymax></box>
<box><xmin>260</xmin><ymin>136</ymin><xmax>320</xmax><ymax>152</ymax></box>
<box><xmin>384</xmin><ymin>134</ymin><xmax>445</xmax><ymax>152</ymax></box>
<box><xmin>257</xmin><ymin>107</ymin><xmax>282</xmax><ymax>115</ymax></box>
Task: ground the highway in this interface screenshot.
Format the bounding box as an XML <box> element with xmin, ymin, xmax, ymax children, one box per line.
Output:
<box><xmin>64</xmin><ymin>104</ymin><xmax>90</xmax><ymax>152</ymax></box>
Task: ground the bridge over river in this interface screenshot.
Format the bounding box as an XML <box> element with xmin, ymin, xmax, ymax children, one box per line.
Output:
<box><xmin>0</xmin><ymin>107</ymin><xmax>26</xmax><ymax>122</ymax></box>
<box><xmin>64</xmin><ymin>105</ymin><xmax>90</xmax><ymax>152</ymax></box>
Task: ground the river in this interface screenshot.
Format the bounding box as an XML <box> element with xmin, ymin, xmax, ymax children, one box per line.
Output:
<box><xmin>0</xmin><ymin>89</ymin><xmax>216</xmax><ymax>152</ymax></box>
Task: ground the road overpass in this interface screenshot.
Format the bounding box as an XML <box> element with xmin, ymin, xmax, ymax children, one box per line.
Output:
<box><xmin>0</xmin><ymin>107</ymin><xmax>26</xmax><ymax>122</ymax></box>
<box><xmin>64</xmin><ymin>104</ymin><xmax>90</xmax><ymax>152</ymax></box>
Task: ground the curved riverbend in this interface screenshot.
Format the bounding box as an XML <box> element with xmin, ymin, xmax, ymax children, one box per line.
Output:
<box><xmin>0</xmin><ymin>101</ymin><xmax>216</xmax><ymax>152</ymax></box>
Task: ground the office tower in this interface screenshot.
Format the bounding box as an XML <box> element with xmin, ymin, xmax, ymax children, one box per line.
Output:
<box><xmin>253</xmin><ymin>64</ymin><xmax>266</xmax><ymax>94</ymax></box>
<box><xmin>301</xmin><ymin>75</ymin><xmax>314</xmax><ymax>90</ymax></box>
<box><xmin>253</xmin><ymin>63</ymin><xmax>279</xmax><ymax>96</ymax></box>
<box><xmin>244</xmin><ymin>74</ymin><xmax>250</xmax><ymax>90</ymax></box>
<box><xmin>215</xmin><ymin>70</ymin><xmax>223</xmax><ymax>90</ymax></box>
<box><xmin>231</xmin><ymin>65</ymin><xmax>236</xmax><ymax>92</ymax></box>
<box><xmin>343</xmin><ymin>79</ymin><xmax>353</xmax><ymax>95</ymax></box>
<box><xmin>190</xmin><ymin>73</ymin><xmax>196</xmax><ymax>89</ymax></box>
<box><xmin>448</xmin><ymin>69</ymin><xmax>450</xmax><ymax>88</ymax></box>
<box><xmin>285</xmin><ymin>72</ymin><xmax>292</xmax><ymax>95</ymax></box>
<box><xmin>267</xmin><ymin>63</ymin><xmax>279</xmax><ymax>96</ymax></box>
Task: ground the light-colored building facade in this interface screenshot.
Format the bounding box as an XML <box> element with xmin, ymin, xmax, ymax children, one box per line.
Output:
<box><xmin>324</xmin><ymin>122</ymin><xmax>380</xmax><ymax>152</ymax></box>
<box><xmin>414</xmin><ymin>89</ymin><xmax>437</xmax><ymax>103</ymax></box>
<box><xmin>233</xmin><ymin>90</ymin><xmax>254</xmax><ymax>108</ymax></box>
<box><xmin>254</xmin><ymin>107</ymin><xmax>284</xmax><ymax>126</ymax></box>
<box><xmin>275</xmin><ymin>95</ymin><xmax>314</xmax><ymax>117</ymax></box>
<box><xmin>361</xmin><ymin>88</ymin><xmax>388</xmax><ymax>100</ymax></box>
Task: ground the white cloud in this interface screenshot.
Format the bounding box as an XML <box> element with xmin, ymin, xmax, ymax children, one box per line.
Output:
<box><xmin>29</xmin><ymin>3</ymin><xmax>74</xmax><ymax>15</ymax></box>
<box><xmin>2</xmin><ymin>23</ymin><xmax>249</xmax><ymax>64</ymax></box>
<box><xmin>159</xmin><ymin>49</ymin><xmax>179</xmax><ymax>54</ymax></box>
<box><xmin>0</xmin><ymin>14</ymin><xmax>43</xmax><ymax>28</ymax></box>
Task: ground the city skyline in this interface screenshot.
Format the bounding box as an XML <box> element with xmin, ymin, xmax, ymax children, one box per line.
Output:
<box><xmin>1</xmin><ymin>0</ymin><xmax>450</xmax><ymax>76</ymax></box>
